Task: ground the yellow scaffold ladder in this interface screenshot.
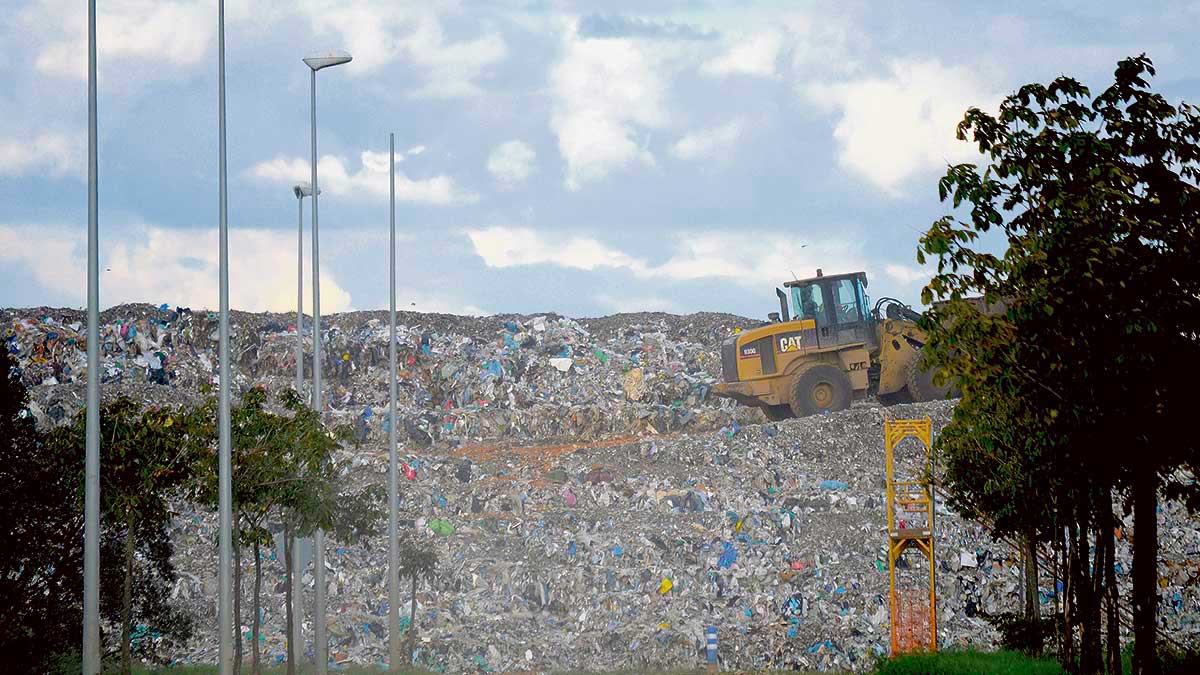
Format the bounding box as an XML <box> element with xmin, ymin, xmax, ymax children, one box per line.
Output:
<box><xmin>885</xmin><ymin>417</ymin><xmax>937</xmax><ymax>655</ymax></box>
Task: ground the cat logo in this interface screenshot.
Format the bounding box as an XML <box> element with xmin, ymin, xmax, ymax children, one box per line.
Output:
<box><xmin>778</xmin><ymin>335</ymin><xmax>805</xmax><ymax>353</ymax></box>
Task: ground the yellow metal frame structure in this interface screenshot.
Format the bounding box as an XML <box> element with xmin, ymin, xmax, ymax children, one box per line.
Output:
<box><xmin>885</xmin><ymin>417</ymin><xmax>937</xmax><ymax>655</ymax></box>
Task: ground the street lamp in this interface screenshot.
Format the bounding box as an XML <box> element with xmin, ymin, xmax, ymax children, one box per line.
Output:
<box><xmin>290</xmin><ymin>181</ymin><xmax>317</xmax><ymax>666</ymax></box>
<box><xmin>304</xmin><ymin>49</ymin><xmax>350</xmax><ymax>675</ymax></box>
<box><xmin>217</xmin><ymin>2</ymin><xmax>234</xmax><ymax>674</ymax></box>
<box><xmin>291</xmin><ymin>182</ymin><xmax>318</xmax><ymax>392</ymax></box>
<box><xmin>83</xmin><ymin>1</ymin><xmax>101</xmax><ymax>673</ymax></box>
<box><xmin>387</xmin><ymin>133</ymin><xmax>400</xmax><ymax>671</ymax></box>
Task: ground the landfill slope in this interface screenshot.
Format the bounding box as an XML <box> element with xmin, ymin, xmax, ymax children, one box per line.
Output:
<box><xmin>165</xmin><ymin>398</ymin><xmax>1198</xmax><ymax>672</ymax></box>
<box><xmin>6</xmin><ymin>305</ymin><xmax>1199</xmax><ymax>671</ymax></box>
<box><xmin>6</xmin><ymin>304</ymin><xmax>765</xmax><ymax>444</ymax></box>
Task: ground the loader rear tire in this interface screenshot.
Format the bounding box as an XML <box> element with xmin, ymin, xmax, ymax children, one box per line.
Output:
<box><xmin>789</xmin><ymin>364</ymin><xmax>852</xmax><ymax>417</ymax></box>
<box><xmin>907</xmin><ymin>358</ymin><xmax>955</xmax><ymax>402</ymax></box>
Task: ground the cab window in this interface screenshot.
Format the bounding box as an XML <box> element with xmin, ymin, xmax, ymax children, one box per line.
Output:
<box><xmin>791</xmin><ymin>284</ymin><xmax>826</xmax><ymax>322</ymax></box>
<box><xmin>832</xmin><ymin>278</ymin><xmax>862</xmax><ymax>324</ymax></box>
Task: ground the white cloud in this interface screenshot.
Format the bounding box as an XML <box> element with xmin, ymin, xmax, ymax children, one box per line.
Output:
<box><xmin>884</xmin><ymin>264</ymin><xmax>933</xmax><ymax>286</ymax></box>
<box><xmin>670</xmin><ymin>119</ymin><xmax>744</xmax><ymax>161</ymax></box>
<box><xmin>465</xmin><ymin>227</ymin><xmax>647</xmax><ymax>272</ymax></box>
<box><xmin>464</xmin><ymin>226</ymin><xmax>867</xmax><ymax>288</ymax></box>
<box><xmin>396</xmin><ymin>288</ymin><xmax>489</xmax><ymax>316</ymax></box>
<box><xmin>783</xmin><ymin>12</ymin><xmax>859</xmax><ymax>76</ymax></box>
<box><xmin>21</xmin><ymin>0</ymin><xmax>506</xmax><ymax>95</ymax></box>
<box><xmin>650</xmin><ymin>232</ymin><xmax>866</xmax><ymax>288</ymax></box>
<box><xmin>0</xmin><ymin>223</ymin><xmax>352</xmax><ymax>313</ymax></box>
<box><xmin>295</xmin><ymin>1</ymin><xmax>506</xmax><ymax>97</ymax></box>
<box><xmin>22</xmin><ymin>0</ymin><xmax>214</xmax><ymax>80</ymax></box>
<box><xmin>486</xmin><ymin>140</ymin><xmax>537</xmax><ymax>188</ymax></box>
<box><xmin>700</xmin><ymin>13</ymin><xmax>858</xmax><ymax>81</ymax></box>
<box><xmin>549</xmin><ymin>26</ymin><xmax>674</xmax><ymax>190</ymax></box>
<box><xmin>701</xmin><ymin>31</ymin><xmax>783</xmax><ymax>78</ymax></box>
<box><xmin>594</xmin><ymin>293</ymin><xmax>678</xmax><ymax>314</ymax></box>
<box><xmin>249</xmin><ymin>151</ymin><xmax>478</xmax><ymax>205</ymax></box>
<box><xmin>0</xmin><ymin>133</ymin><xmax>81</xmax><ymax>178</ymax></box>
<box><xmin>803</xmin><ymin>59</ymin><xmax>1000</xmax><ymax>195</ymax></box>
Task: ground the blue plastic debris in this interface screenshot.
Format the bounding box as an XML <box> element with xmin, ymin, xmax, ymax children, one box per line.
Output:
<box><xmin>484</xmin><ymin>360</ymin><xmax>503</xmax><ymax>378</ymax></box>
<box><xmin>718</xmin><ymin>542</ymin><xmax>738</xmax><ymax>569</ymax></box>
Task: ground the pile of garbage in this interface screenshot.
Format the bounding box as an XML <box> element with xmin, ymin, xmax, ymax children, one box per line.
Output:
<box><xmin>163</xmin><ymin>398</ymin><xmax>1199</xmax><ymax>672</ymax></box>
<box><xmin>8</xmin><ymin>304</ymin><xmax>1198</xmax><ymax>671</ymax></box>
<box><xmin>4</xmin><ymin>304</ymin><xmax>763</xmax><ymax>445</ymax></box>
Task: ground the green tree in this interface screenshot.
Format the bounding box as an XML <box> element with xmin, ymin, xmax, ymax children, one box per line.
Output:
<box><xmin>196</xmin><ymin>386</ymin><xmax>311</xmax><ymax>675</ymax></box>
<box><xmin>919</xmin><ymin>55</ymin><xmax>1200</xmax><ymax>674</ymax></box>
<box><xmin>0</xmin><ymin>354</ymin><xmax>85</xmax><ymax>672</ymax></box>
<box><xmin>0</xmin><ymin>354</ymin><xmax>199</xmax><ymax>672</ymax></box>
<box><xmin>397</xmin><ymin>533</ymin><xmax>439</xmax><ymax>666</ymax></box>
<box><xmin>60</xmin><ymin>397</ymin><xmax>211</xmax><ymax>675</ymax></box>
<box><xmin>198</xmin><ymin>386</ymin><xmax>383</xmax><ymax>675</ymax></box>
<box><xmin>280</xmin><ymin>464</ymin><xmax>385</xmax><ymax>675</ymax></box>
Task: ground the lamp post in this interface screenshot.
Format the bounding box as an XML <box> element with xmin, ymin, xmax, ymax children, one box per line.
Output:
<box><xmin>291</xmin><ymin>182</ymin><xmax>318</xmax><ymax>392</ymax></box>
<box><xmin>217</xmin><ymin>1</ymin><xmax>233</xmax><ymax>674</ymax></box>
<box><xmin>290</xmin><ymin>182</ymin><xmax>317</xmax><ymax>666</ymax></box>
<box><xmin>303</xmin><ymin>50</ymin><xmax>351</xmax><ymax>675</ymax></box>
<box><xmin>83</xmin><ymin>1</ymin><xmax>101</xmax><ymax>672</ymax></box>
<box><xmin>387</xmin><ymin>133</ymin><xmax>400</xmax><ymax>671</ymax></box>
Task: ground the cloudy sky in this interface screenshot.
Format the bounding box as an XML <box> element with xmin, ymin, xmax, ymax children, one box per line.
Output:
<box><xmin>1</xmin><ymin>1</ymin><xmax>1196</xmax><ymax>318</ymax></box>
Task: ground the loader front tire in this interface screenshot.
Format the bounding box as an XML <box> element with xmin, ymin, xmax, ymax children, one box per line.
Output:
<box><xmin>789</xmin><ymin>364</ymin><xmax>852</xmax><ymax>417</ymax></box>
<box><xmin>907</xmin><ymin>358</ymin><xmax>955</xmax><ymax>402</ymax></box>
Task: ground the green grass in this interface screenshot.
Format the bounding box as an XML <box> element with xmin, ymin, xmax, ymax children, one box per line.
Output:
<box><xmin>876</xmin><ymin>649</ymin><xmax>1065</xmax><ymax>675</ymax></box>
<box><xmin>127</xmin><ymin>662</ymin><xmax>422</xmax><ymax>667</ymax></box>
<box><xmin>128</xmin><ymin>649</ymin><xmax>1065</xmax><ymax>675</ymax></box>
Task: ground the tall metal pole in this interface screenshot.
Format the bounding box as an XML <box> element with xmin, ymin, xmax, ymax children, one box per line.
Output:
<box><xmin>309</xmin><ymin>69</ymin><xmax>321</xmax><ymax>426</ymax></box>
<box><xmin>296</xmin><ymin>194</ymin><xmax>304</xmax><ymax>392</ymax></box>
<box><xmin>293</xmin><ymin>187</ymin><xmax>307</xmax><ymax>664</ymax></box>
<box><xmin>217</xmin><ymin>1</ymin><xmax>234</xmax><ymax>673</ymax></box>
<box><xmin>309</xmin><ymin>67</ymin><xmax>329</xmax><ymax>675</ymax></box>
<box><xmin>387</xmin><ymin>133</ymin><xmax>401</xmax><ymax>670</ymax></box>
<box><xmin>82</xmin><ymin>1</ymin><xmax>101</xmax><ymax>672</ymax></box>
<box><xmin>291</xmin><ymin>536</ymin><xmax>303</xmax><ymax>662</ymax></box>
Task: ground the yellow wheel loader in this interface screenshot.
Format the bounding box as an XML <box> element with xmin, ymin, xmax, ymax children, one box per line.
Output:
<box><xmin>712</xmin><ymin>269</ymin><xmax>957</xmax><ymax>419</ymax></box>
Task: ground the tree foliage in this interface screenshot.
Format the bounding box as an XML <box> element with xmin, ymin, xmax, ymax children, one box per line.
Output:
<box><xmin>51</xmin><ymin>396</ymin><xmax>210</xmax><ymax>674</ymax></box>
<box><xmin>192</xmin><ymin>386</ymin><xmax>384</xmax><ymax>675</ymax></box>
<box><xmin>0</xmin><ymin>355</ymin><xmax>199</xmax><ymax>672</ymax></box>
<box><xmin>920</xmin><ymin>55</ymin><xmax>1200</xmax><ymax>674</ymax></box>
<box><xmin>397</xmin><ymin>532</ymin><xmax>440</xmax><ymax>666</ymax></box>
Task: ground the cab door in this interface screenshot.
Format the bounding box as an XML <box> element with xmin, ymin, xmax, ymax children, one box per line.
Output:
<box><xmin>826</xmin><ymin>277</ymin><xmax>871</xmax><ymax>347</ymax></box>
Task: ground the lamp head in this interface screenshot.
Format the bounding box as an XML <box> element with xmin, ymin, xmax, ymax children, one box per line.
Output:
<box><xmin>293</xmin><ymin>182</ymin><xmax>319</xmax><ymax>198</ymax></box>
<box><xmin>303</xmin><ymin>51</ymin><xmax>352</xmax><ymax>71</ymax></box>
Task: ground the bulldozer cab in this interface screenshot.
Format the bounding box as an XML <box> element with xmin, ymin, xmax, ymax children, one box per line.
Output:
<box><xmin>782</xmin><ymin>270</ymin><xmax>876</xmax><ymax>350</ymax></box>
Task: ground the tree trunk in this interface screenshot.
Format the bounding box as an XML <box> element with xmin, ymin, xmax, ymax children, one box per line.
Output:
<box><xmin>1103</xmin><ymin>502</ymin><xmax>1121</xmax><ymax>675</ymax></box>
<box><xmin>253</xmin><ymin>539</ymin><xmax>263</xmax><ymax>675</ymax></box>
<box><xmin>407</xmin><ymin>574</ymin><xmax>418</xmax><ymax>666</ymax></box>
<box><xmin>234</xmin><ymin>531</ymin><xmax>243</xmax><ymax>675</ymax></box>
<box><xmin>1132</xmin><ymin>463</ymin><xmax>1158</xmax><ymax>675</ymax></box>
<box><xmin>284</xmin><ymin>522</ymin><xmax>296</xmax><ymax>675</ymax></box>
<box><xmin>1023</xmin><ymin>528</ymin><xmax>1040</xmax><ymax>623</ymax></box>
<box><xmin>1078</xmin><ymin>508</ymin><xmax>1103</xmax><ymax>675</ymax></box>
<box><xmin>120</xmin><ymin>510</ymin><xmax>135</xmax><ymax>675</ymax></box>
<box><xmin>1061</xmin><ymin>524</ymin><xmax>1075</xmax><ymax>671</ymax></box>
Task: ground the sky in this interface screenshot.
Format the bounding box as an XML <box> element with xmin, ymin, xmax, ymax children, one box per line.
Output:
<box><xmin>1</xmin><ymin>1</ymin><xmax>1197</xmax><ymax>318</ymax></box>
